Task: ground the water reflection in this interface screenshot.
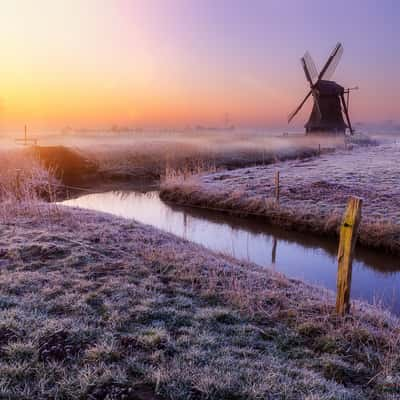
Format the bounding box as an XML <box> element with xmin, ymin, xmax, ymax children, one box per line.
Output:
<box><xmin>62</xmin><ymin>190</ymin><xmax>400</xmax><ymax>313</ymax></box>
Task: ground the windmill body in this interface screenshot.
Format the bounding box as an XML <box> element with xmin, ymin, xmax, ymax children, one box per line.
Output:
<box><xmin>305</xmin><ymin>80</ymin><xmax>347</xmax><ymax>133</ymax></box>
<box><xmin>288</xmin><ymin>43</ymin><xmax>355</xmax><ymax>135</ymax></box>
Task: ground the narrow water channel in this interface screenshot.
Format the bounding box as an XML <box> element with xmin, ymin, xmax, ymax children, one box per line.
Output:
<box><xmin>62</xmin><ymin>190</ymin><xmax>400</xmax><ymax>314</ymax></box>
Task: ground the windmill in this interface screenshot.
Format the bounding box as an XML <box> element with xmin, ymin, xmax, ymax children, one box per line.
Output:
<box><xmin>288</xmin><ymin>43</ymin><xmax>355</xmax><ymax>135</ymax></box>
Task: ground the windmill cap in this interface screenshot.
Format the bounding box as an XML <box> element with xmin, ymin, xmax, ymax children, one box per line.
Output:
<box><xmin>315</xmin><ymin>80</ymin><xmax>345</xmax><ymax>95</ymax></box>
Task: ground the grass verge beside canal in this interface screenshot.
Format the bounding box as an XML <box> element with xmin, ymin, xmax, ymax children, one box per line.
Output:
<box><xmin>1</xmin><ymin>202</ymin><xmax>400</xmax><ymax>399</ymax></box>
<box><xmin>161</xmin><ymin>143</ymin><xmax>400</xmax><ymax>255</ymax></box>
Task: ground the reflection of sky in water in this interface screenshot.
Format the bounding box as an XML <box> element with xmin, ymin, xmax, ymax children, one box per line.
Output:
<box><xmin>63</xmin><ymin>191</ymin><xmax>400</xmax><ymax>314</ymax></box>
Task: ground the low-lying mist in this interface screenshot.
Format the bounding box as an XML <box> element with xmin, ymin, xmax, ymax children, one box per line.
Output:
<box><xmin>0</xmin><ymin>128</ymin><xmax>387</xmax><ymax>186</ymax></box>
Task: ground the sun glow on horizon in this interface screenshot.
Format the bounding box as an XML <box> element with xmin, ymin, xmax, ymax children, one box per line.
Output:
<box><xmin>0</xmin><ymin>0</ymin><xmax>399</xmax><ymax>131</ymax></box>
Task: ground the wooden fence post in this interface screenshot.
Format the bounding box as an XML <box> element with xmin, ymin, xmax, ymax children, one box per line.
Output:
<box><xmin>336</xmin><ymin>196</ymin><xmax>362</xmax><ymax>316</ymax></box>
<box><xmin>15</xmin><ymin>169</ymin><xmax>21</xmax><ymax>200</ymax></box>
<box><xmin>275</xmin><ymin>171</ymin><xmax>280</xmax><ymax>203</ymax></box>
<box><xmin>318</xmin><ymin>144</ymin><xmax>321</xmax><ymax>156</ymax></box>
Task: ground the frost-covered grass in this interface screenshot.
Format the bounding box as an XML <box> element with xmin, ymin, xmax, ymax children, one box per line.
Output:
<box><xmin>1</xmin><ymin>203</ymin><xmax>400</xmax><ymax>399</ymax></box>
<box><xmin>0</xmin><ymin>148</ymin><xmax>58</xmax><ymax>221</ymax></box>
<box><xmin>80</xmin><ymin>131</ymin><xmax>349</xmax><ymax>182</ymax></box>
<box><xmin>2</xmin><ymin>137</ymin><xmax>399</xmax><ymax>398</ymax></box>
<box><xmin>2</xmin><ymin>131</ymin><xmax>370</xmax><ymax>187</ymax></box>
<box><xmin>161</xmin><ymin>143</ymin><xmax>400</xmax><ymax>254</ymax></box>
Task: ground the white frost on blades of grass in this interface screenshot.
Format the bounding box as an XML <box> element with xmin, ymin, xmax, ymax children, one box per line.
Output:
<box><xmin>1</xmin><ymin>205</ymin><xmax>399</xmax><ymax>398</ymax></box>
<box><xmin>161</xmin><ymin>143</ymin><xmax>400</xmax><ymax>252</ymax></box>
<box><xmin>0</xmin><ymin>148</ymin><xmax>58</xmax><ymax>221</ymax></box>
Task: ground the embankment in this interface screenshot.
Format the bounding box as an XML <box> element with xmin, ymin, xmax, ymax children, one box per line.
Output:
<box><xmin>33</xmin><ymin>132</ymin><xmax>356</xmax><ymax>186</ymax></box>
<box><xmin>160</xmin><ymin>144</ymin><xmax>400</xmax><ymax>255</ymax></box>
<box><xmin>33</xmin><ymin>145</ymin><xmax>98</xmax><ymax>185</ymax></box>
<box><xmin>1</xmin><ymin>203</ymin><xmax>399</xmax><ymax>399</ymax></box>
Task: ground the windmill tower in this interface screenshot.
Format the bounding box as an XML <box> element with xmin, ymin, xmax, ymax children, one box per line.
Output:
<box><xmin>288</xmin><ymin>43</ymin><xmax>355</xmax><ymax>135</ymax></box>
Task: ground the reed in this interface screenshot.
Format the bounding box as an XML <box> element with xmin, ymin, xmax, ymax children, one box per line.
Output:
<box><xmin>0</xmin><ymin>148</ymin><xmax>59</xmax><ymax>222</ymax></box>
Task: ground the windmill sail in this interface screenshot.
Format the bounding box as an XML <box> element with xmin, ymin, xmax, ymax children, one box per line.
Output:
<box><xmin>322</xmin><ymin>44</ymin><xmax>343</xmax><ymax>80</ymax></box>
<box><xmin>288</xmin><ymin>90</ymin><xmax>312</xmax><ymax>123</ymax></box>
<box><xmin>318</xmin><ymin>42</ymin><xmax>343</xmax><ymax>81</ymax></box>
<box><xmin>301</xmin><ymin>57</ymin><xmax>322</xmax><ymax>120</ymax></box>
<box><xmin>303</xmin><ymin>51</ymin><xmax>318</xmax><ymax>83</ymax></box>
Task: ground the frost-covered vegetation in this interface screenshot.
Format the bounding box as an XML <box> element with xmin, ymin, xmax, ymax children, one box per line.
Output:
<box><xmin>0</xmin><ymin>148</ymin><xmax>58</xmax><ymax>220</ymax></box>
<box><xmin>2</xmin><ymin>138</ymin><xmax>400</xmax><ymax>398</ymax></box>
<box><xmin>161</xmin><ymin>142</ymin><xmax>400</xmax><ymax>254</ymax></box>
<box><xmin>1</xmin><ymin>131</ymin><xmax>369</xmax><ymax>185</ymax></box>
<box><xmin>68</xmin><ymin>131</ymin><xmax>348</xmax><ymax>182</ymax></box>
<box><xmin>1</xmin><ymin>204</ymin><xmax>400</xmax><ymax>399</ymax></box>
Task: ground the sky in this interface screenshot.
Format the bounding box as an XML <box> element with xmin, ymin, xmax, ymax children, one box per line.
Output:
<box><xmin>0</xmin><ymin>0</ymin><xmax>399</xmax><ymax>131</ymax></box>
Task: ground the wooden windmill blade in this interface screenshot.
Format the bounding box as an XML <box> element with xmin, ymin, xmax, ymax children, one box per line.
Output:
<box><xmin>318</xmin><ymin>42</ymin><xmax>343</xmax><ymax>81</ymax></box>
<box><xmin>303</xmin><ymin>51</ymin><xmax>318</xmax><ymax>82</ymax></box>
<box><xmin>288</xmin><ymin>90</ymin><xmax>313</xmax><ymax>123</ymax></box>
<box><xmin>287</xmin><ymin>53</ymin><xmax>321</xmax><ymax>124</ymax></box>
<box><xmin>301</xmin><ymin>57</ymin><xmax>322</xmax><ymax>120</ymax></box>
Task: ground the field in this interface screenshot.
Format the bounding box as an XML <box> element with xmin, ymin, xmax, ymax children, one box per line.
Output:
<box><xmin>2</xmin><ymin>134</ymin><xmax>400</xmax><ymax>398</ymax></box>
<box><xmin>1</xmin><ymin>130</ymin><xmax>352</xmax><ymax>185</ymax></box>
<box><xmin>161</xmin><ymin>142</ymin><xmax>400</xmax><ymax>254</ymax></box>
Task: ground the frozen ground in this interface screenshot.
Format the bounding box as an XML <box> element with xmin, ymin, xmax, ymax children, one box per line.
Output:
<box><xmin>0</xmin><ymin>203</ymin><xmax>399</xmax><ymax>399</ymax></box>
<box><xmin>161</xmin><ymin>143</ymin><xmax>400</xmax><ymax>254</ymax></box>
<box><xmin>2</xmin><ymin>136</ymin><xmax>400</xmax><ymax>398</ymax></box>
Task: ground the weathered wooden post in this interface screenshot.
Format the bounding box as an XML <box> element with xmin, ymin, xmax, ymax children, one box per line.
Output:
<box><xmin>275</xmin><ymin>171</ymin><xmax>280</xmax><ymax>203</ymax></box>
<box><xmin>15</xmin><ymin>169</ymin><xmax>22</xmax><ymax>200</ymax></box>
<box><xmin>336</xmin><ymin>196</ymin><xmax>362</xmax><ymax>316</ymax></box>
<box><xmin>318</xmin><ymin>144</ymin><xmax>321</xmax><ymax>156</ymax></box>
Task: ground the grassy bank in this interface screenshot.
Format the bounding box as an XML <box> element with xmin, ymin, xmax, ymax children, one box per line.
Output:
<box><xmin>1</xmin><ymin>199</ymin><xmax>400</xmax><ymax>399</ymax></box>
<box><xmin>6</xmin><ymin>132</ymin><xmax>372</xmax><ymax>189</ymax></box>
<box><xmin>85</xmin><ymin>133</ymin><xmax>339</xmax><ymax>182</ymax></box>
<box><xmin>33</xmin><ymin>131</ymin><xmax>350</xmax><ymax>184</ymax></box>
<box><xmin>161</xmin><ymin>143</ymin><xmax>400</xmax><ymax>255</ymax></box>
<box><xmin>3</xmin><ymin>138</ymin><xmax>399</xmax><ymax>399</ymax></box>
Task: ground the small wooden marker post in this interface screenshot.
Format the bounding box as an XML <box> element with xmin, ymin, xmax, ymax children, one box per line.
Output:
<box><xmin>15</xmin><ymin>125</ymin><xmax>38</xmax><ymax>146</ymax></box>
<box><xmin>15</xmin><ymin>169</ymin><xmax>22</xmax><ymax>200</ymax></box>
<box><xmin>275</xmin><ymin>170</ymin><xmax>280</xmax><ymax>203</ymax></box>
<box><xmin>336</xmin><ymin>196</ymin><xmax>362</xmax><ymax>316</ymax></box>
<box><xmin>318</xmin><ymin>144</ymin><xmax>321</xmax><ymax>156</ymax></box>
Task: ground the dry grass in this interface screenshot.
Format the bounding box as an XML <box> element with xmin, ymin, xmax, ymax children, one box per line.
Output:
<box><xmin>2</xmin><ymin>135</ymin><xmax>399</xmax><ymax>398</ymax></box>
<box><xmin>3</xmin><ymin>131</ymin><xmax>371</xmax><ymax>187</ymax></box>
<box><xmin>78</xmin><ymin>131</ymin><xmax>350</xmax><ymax>182</ymax></box>
<box><xmin>161</xmin><ymin>142</ymin><xmax>400</xmax><ymax>254</ymax></box>
<box><xmin>1</xmin><ymin>201</ymin><xmax>400</xmax><ymax>399</ymax></box>
<box><xmin>0</xmin><ymin>148</ymin><xmax>59</xmax><ymax>221</ymax></box>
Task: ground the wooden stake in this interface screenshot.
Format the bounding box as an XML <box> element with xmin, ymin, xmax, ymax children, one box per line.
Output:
<box><xmin>336</xmin><ymin>196</ymin><xmax>362</xmax><ymax>316</ymax></box>
<box><xmin>318</xmin><ymin>144</ymin><xmax>321</xmax><ymax>156</ymax></box>
<box><xmin>275</xmin><ymin>171</ymin><xmax>280</xmax><ymax>203</ymax></box>
<box><xmin>15</xmin><ymin>169</ymin><xmax>21</xmax><ymax>200</ymax></box>
<box><xmin>15</xmin><ymin>124</ymin><xmax>38</xmax><ymax>146</ymax></box>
